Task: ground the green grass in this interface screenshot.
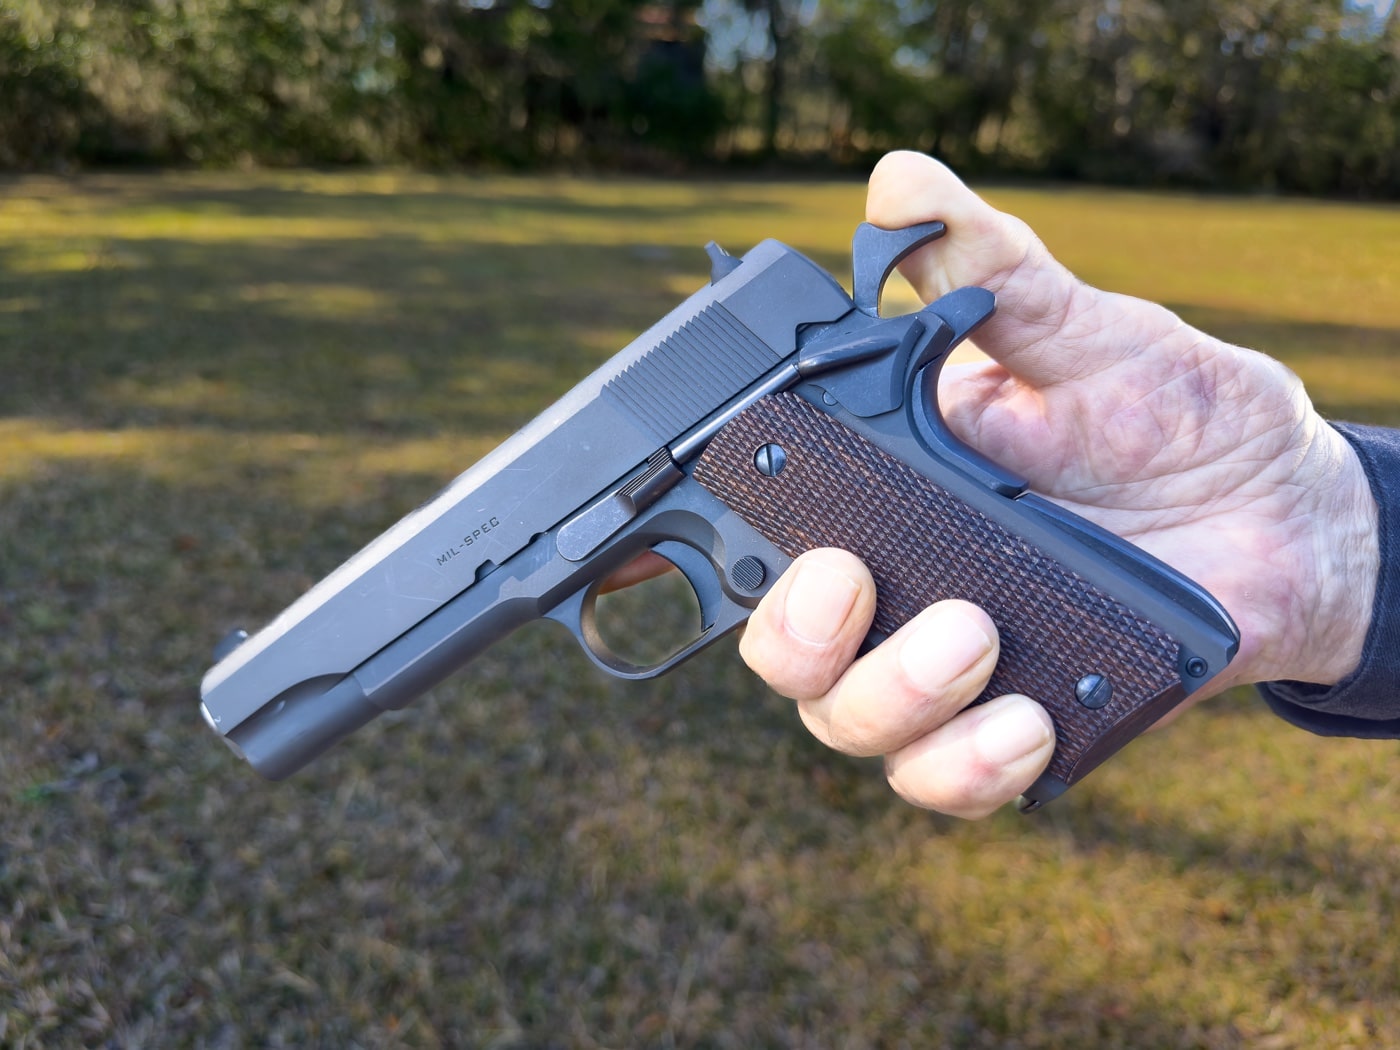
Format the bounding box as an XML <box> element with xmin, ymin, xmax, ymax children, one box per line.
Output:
<box><xmin>1</xmin><ymin>171</ymin><xmax>1399</xmax><ymax>1048</ymax></box>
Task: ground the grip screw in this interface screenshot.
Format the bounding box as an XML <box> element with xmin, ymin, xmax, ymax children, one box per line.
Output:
<box><xmin>1185</xmin><ymin>657</ymin><xmax>1208</xmax><ymax>678</ymax></box>
<box><xmin>1075</xmin><ymin>673</ymin><xmax>1113</xmax><ymax>709</ymax></box>
<box><xmin>754</xmin><ymin>443</ymin><xmax>787</xmax><ymax>477</ymax></box>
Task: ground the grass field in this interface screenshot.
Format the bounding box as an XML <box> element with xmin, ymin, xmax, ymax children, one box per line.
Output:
<box><xmin>1</xmin><ymin>171</ymin><xmax>1399</xmax><ymax>1049</ymax></box>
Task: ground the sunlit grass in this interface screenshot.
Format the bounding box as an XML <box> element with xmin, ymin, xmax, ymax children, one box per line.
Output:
<box><xmin>993</xmin><ymin>188</ymin><xmax>1400</xmax><ymax>327</ymax></box>
<box><xmin>0</xmin><ymin>418</ymin><xmax>489</xmax><ymax>505</ymax></box>
<box><xmin>1</xmin><ymin>171</ymin><xmax>1397</xmax><ymax>1048</ymax></box>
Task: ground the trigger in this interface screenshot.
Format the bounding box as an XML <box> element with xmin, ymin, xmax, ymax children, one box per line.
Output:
<box><xmin>650</xmin><ymin>540</ymin><xmax>725</xmax><ymax>630</ymax></box>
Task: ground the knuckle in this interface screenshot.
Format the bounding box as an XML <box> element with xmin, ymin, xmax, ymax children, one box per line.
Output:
<box><xmin>786</xmin><ymin>669</ymin><xmax>843</xmax><ymax>704</ymax></box>
<box><xmin>825</xmin><ymin>709</ymin><xmax>887</xmax><ymax>757</ymax></box>
<box><xmin>742</xmin><ymin>630</ymin><xmax>846</xmax><ymax>703</ymax></box>
<box><xmin>885</xmin><ymin>751</ymin><xmax>1008</xmax><ymax>819</ymax></box>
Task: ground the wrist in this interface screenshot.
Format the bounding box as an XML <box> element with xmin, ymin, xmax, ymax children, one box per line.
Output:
<box><xmin>1271</xmin><ymin>423</ymin><xmax>1379</xmax><ymax>686</ymax></box>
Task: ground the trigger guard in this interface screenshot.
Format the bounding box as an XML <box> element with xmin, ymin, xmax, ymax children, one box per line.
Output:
<box><xmin>547</xmin><ymin>539</ymin><xmax>735</xmax><ymax>681</ymax></box>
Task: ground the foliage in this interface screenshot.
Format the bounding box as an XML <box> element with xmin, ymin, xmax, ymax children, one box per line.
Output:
<box><xmin>806</xmin><ymin>0</ymin><xmax>1400</xmax><ymax>192</ymax></box>
<box><xmin>0</xmin><ymin>0</ymin><xmax>719</xmax><ymax>171</ymax></box>
<box><xmin>1005</xmin><ymin>0</ymin><xmax>1400</xmax><ymax>192</ymax></box>
<box><xmin>0</xmin><ymin>5</ymin><xmax>98</xmax><ymax>168</ymax></box>
<box><xmin>2</xmin><ymin>0</ymin><xmax>1397</xmax><ymax>193</ymax></box>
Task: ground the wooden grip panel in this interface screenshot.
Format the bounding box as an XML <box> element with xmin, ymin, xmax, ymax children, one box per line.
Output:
<box><xmin>693</xmin><ymin>393</ymin><xmax>1184</xmax><ymax>788</ymax></box>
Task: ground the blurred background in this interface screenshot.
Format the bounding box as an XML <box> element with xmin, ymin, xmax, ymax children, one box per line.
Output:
<box><xmin>3</xmin><ymin>0</ymin><xmax>1398</xmax><ymax>194</ymax></box>
<box><xmin>2</xmin><ymin>2</ymin><xmax>1399</xmax><ymax>1048</ymax></box>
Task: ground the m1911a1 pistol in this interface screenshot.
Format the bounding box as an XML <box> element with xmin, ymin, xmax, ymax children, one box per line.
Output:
<box><xmin>199</xmin><ymin>221</ymin><xmax>1239</xmax><ymax>810</ymax></box>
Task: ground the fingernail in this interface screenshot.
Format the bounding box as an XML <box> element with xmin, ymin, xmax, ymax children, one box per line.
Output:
<box><xmin>784</xmin><ymin>558</ymin><xmax>861</xmax><ymax>645</ymax></box>
<box><xmin>899</xmin><ymin>605</ymin><xmax>993</xmax><ymax>692</ymax></box>
<box><xmin>974</xmin><ymin>696</ymin><xmax>1054</xmax><ymax>767</ymax></box>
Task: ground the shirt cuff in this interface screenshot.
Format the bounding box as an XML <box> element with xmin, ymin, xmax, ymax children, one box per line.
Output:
<box><xmin>1257</xmin><ymin>422</ymin><xmax>1400</xmax><ymax>735</ymax></box>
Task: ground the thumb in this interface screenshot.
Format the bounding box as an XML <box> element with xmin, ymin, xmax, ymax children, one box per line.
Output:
<box><xmin>866</xmin><ymin>151</ymin><xmax>1131</xmax><ymax>388</ymax></box>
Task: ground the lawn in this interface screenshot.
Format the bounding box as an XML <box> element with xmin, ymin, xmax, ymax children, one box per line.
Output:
<box><xmin>1</xmin><ymin>171</ymin><xmax>1398</xmax><ymax>1048</ymax></box>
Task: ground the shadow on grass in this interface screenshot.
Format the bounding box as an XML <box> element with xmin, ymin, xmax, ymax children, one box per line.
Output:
<box><xmin>1034</xmin><ymin>761</ymin><xmax>1399</xmax><ymax>903</ymax></box>
<box><xmin>16</xmin><ymin>171</ymin><xmax>791</xmax><ymax>225</ymax></box>
<box><xmin>1</xmin><ymin>226</ymin><xmax>1394</xmax><ymax>447</ymax></box>
<box><xmin>0</xmin><ymin>236</ymin><xmax>717</xmax><ymax>438</ymax></box>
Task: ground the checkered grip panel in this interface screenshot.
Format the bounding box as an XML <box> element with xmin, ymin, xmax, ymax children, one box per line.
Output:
<box><xmin>693</xmin><ymin>393</ymin><xmax>1185</xmax><ymax>787</ymax></box>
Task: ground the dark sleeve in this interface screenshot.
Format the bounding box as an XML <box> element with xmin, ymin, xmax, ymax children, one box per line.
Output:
<box><xmin>1257</xmin><ymin>422</ymin><xmax>1400</xmax><ymax>736</ymax></box>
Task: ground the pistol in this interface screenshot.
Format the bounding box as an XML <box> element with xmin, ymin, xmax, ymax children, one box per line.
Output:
<box><xmin>200</xmin><ymin>221</ymin><xmax>1238</xmax><ymax>810</ymax></box>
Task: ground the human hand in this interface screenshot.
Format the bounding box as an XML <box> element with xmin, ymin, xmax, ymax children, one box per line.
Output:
<box><xmin>739</xmin><ymin>151</ymin><xmax>1380</xmax><ymax>818</ymax></box>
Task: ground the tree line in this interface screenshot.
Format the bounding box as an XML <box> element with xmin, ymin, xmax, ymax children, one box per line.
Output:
<box><xmin>3</xmin><ymin>0</ymin><xmax>1397</xmax><ymax>195</ymax></box>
